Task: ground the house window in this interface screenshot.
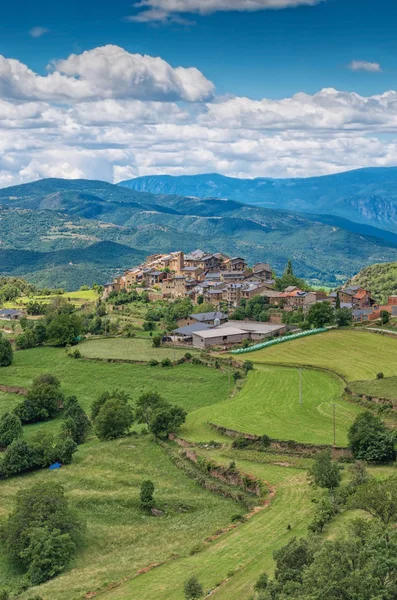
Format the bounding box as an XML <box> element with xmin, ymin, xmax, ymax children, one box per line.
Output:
<box><xmin>222</xmin><ymin>336</ymin><xmax>228</xmax><ymax>341</ymax></box>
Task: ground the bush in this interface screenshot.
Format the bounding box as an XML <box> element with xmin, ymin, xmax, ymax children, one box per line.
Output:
<box><xmin>136</xmin><ymin>391</ymin><xmax>186</xmax><ymax>438</ymax></box>
<box><xmin>149</xmin><ymin>359</ymin><xmax>159</xmax><ymax>367</ymax></box>
<box><xmin>0</xmin><ymin>334</ymin><xmax>13</xmax><ymax>367</ymax></box>
<box><xmin>232</xmin><ymin>435</ymin><xmax>251</xmax><ymax>450</ymax></box>
<box><xmin>14</xmin><ymin>374</ymin><xmax>63</xmax><ymax>423</ymax></box>
<box><xmin>0</xmin><ymin>413</ymin><xmax>23</xmax><ymax>448</ymax></box>
<box><xmin>261</xmin><ymin>434</ymin><xmax>271</xmax><ymax>448</ymax></box>
<box><xmin>184</xmin><ymin>575</ymin><xmax>204</xmax><ymax>600</ymax></box>
<box><xmin>60</xmin><ymin>396</ymin><xmax>91</xmax><ymax>444</ymax></box>
<box><xmin>161</xmin><ymin>358</ymin><xmax>172</xmax><ymax>368</ymax></box>
<box><xmin>140</xmin><ymin>480</ymin><xmax>155</xmax><ymax>509</ymax></box>
<box><xmin>94</xmin><ymin>397</ymin><xmax>134</xmax><ymax>441</ymax></box>
<box><xmin>184</xmin><ymin>352</ymin><xmax>192</xmax><ymax>360</ymax></box>
<box><xmin>308</xmin><ymin>450</ymin><xmax>342</xmax><ymax>491</ymax></box>
<box><xmin>2</xmin><ymin>482</ymin><xmax>83</xmax><ymax>584</ymax></box>
<box><xmin>376</xmin><ymin>372</ymin><xmax>384</xmax><ymax>380</ymax></box>
<box><xmin>152</xmin><ymin>335</ymin><xmax>161</xmax><ymax>348</ymax></box>
<box><xmin>233</xmin><ymin>371</ymin><xmax>243</xmax><ymax>381</ymax></box>
<box><xmin>243</xmin><ymin>360</ymin><xmax>254</xmax><ymax>373</ymax></box>
<box><xmin>348</xmin><ymin>412</ymin><xmax>396</xmax><ymax>463</ymax></box>
<box><xmin>0</xmin><ymin>439</ymin><xmax>34</xmax><ymax>477</ymax></box>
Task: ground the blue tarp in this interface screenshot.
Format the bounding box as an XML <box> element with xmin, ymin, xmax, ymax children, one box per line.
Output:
<box><xmin>49</xmin><ymin>462</ymin><xmax>62</xmax><ymax>470</ymax></box>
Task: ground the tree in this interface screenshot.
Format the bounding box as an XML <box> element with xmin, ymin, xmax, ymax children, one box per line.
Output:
<box><xmin>381</xmin><ymin>310</ymin><xmax>390</xmax><ymax>325</ymax></box>
<box><xmin>351</xmin><ymin>476</ymin><xmax>397</xmax><ymax>525</ymax></box>
<box><xmin>140</xmin><ymin>480</ymin><xmax>155</xmax><ymax>509</ymax></box>
<box><xmin>30</xmin><ymin>431</ymin><xmax>77</xmax><ymax>467</ymax></box>
<box><xmin>46</xmin><ymin>313</ymin><xmax>82</xmax><ymax>346</ymax></box>
<box><xmin>284</xmin><ymin>259</ymin><xmax>294</xmax><ymax>277</ymax></box>
<box><xmin>152</xmin><ymin>335</ymin><xmax>161</xmax><ymax>348</ymax></box>
<box><xmin>136</xmin><ymin>392</ymin><xmax>167</xmax><ymax>427</ymax></box>
<box><xmin>184</xmin><ymin>575</ymin><xmax>204</xmax><ymax>600</ymax></box>
<box><xmin>0</xmin><ymin>413</ymin><xmax>23</xmax><ymax>448</ymax></box>
<box><xmin>15</xmin><ymin>374</ymin><xmax>63</xmax><ymax>423</ymax></box>
<box><xmin>335</xmin><ymin>291</ymin><xmax>341</xmax><ymax>310</ymax></box>
<box><xmin>0</xmin><ymin>439</ymin><xmax>34</xmax><ymax>477</ymax></box>
<box><xmin>348</xmin><ymin>412</ymin><xmax>395</xmax><ymax>463</ymax></box>
<box><xmin>149</xmin><ymin>405</ymin><xmax>186</xmax><ymax>438</ymax></box>
<box><xmin>0</xmin><ymin>334</ymin><xmax>13</xmax><ymax>367</ymax></box>
<box><xmin>307</xmin><ymin>302</ymin><xmax>335</xmax><ymax>328</ymax></box>
<box><xmin>2</xmin><ymin>482</ymin><xmax>82</xmax><ymax>584</ymax></box>
<box><xmin>61</xmin><ymin>396</ymin><xmax>90</xmax><ymax>444</ymax></box>
<box><xmin>94</xmin><ymin>398</ymin><xmax>134</xmax><ymax>441</ymax></box>
<box><xmin>335</xmin><ymin>307</ymin><xmax>352</xmax><ymax>327</ymax></box>
<box><xmin>308</xmin><ymin>451</ymin><xmax>342</xmax><ymax>491</ymax></box>
<box><xmin>91</xmin><ymin>390</ymin><xmax>130</xmax><ymax>421</ymax></box>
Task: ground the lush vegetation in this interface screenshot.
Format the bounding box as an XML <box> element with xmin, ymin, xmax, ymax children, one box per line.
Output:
<box><xmin>349</xmin><ymin>260</ymin><xmax>397</xmax><ymax>303</ymax></box>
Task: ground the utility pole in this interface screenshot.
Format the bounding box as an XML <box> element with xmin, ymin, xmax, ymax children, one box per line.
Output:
<box><xmin>332</xmin><ymin>403</ymin><xmax>336</xmax><ymax>446</ymax></box>
<box><xmin>299</xmin><ymin>368</ymin><xmax>302</xmax><ymax>405</ymax></box>
<box><xmin>228</xmin><ymin>359</ymin><xmax>231</xmax><ymax>396</ymax></box>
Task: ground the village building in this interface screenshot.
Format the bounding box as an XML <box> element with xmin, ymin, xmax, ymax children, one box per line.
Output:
<box><xmin>0</xmin><ymin>309</ymin><xmax>25</xmax><ymax>320</ymax></box>
<box><xmin>192</xmin><ymin>321</ymin><xmax>286</xmax><ymax>349</ymax></box>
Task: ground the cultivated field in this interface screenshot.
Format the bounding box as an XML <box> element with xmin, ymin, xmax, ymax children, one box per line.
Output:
<box><xmin>79</xmin><ymin>336</ymin><xmax>197</xmax><ymax>362</ymax></box>
<box><xmin>247</xmin><ymin>330</ymin><xmax>397</xmax><ymax>381</ymax></box>
<box><xmin>349</xmin><ymin>376</ymin><xmax>397</xmax><ymax>400</ymax></box>
<box><xmin>182</xmin><ymin>366</ymin><xmax>361</xmax><ymax>446</ymax></box>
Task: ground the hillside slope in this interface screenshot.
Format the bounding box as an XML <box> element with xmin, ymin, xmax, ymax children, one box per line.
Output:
<box><xmin>1</xmin><ymin>178</ymin><xmax>397</xmax><ymax>288</ymax></box>
<box><xmin>349</xmin><ymin>261</ymin><xmax>397</xmax><ymax>303</ymax></box>
<box><xmin>120</xmin><ymin>167</ymin><xmax>397</xmax><ymax>233</ymax></box>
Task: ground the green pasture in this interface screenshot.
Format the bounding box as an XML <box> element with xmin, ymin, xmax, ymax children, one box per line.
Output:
<box><xmin>181</xmin><ymin>366</ymin><xmax>361</xmax><ymax>447</ymax></box>
<box><xmin>350</xmin><ymin>376</ymin><xmax>397</xmax><ymax>401</ymax></box>
<box><xmin>0</xmin><ymin>436</ymin><xmax>241</xmax><ymax>600</ymax></box>
<box><xmin>0</xmin><ymin>347</ymin><xmax>228</xmax><ymax>437</ymax></box>
<box><xmin>246</xmin><ymin>330</ymin><xmax>397</xmax><ymax>381</ymax></box>
<box><xmin>79</xmin><ymin>337</ymin><xmax>197</xmax><ymax>362</ymax></box>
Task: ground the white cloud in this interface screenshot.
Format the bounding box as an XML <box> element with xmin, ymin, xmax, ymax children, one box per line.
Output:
<box><xmin>29</xmin><ymin>27</ymin><xmax>49</xmax><ymax>38</ymax></box>
<box><xmin>0</xmin><ymin>45</ymin><xmax>214</xmax><ymax>102</ymax></box>
<box><xmin>1</xmin><ymin>46</ymin><xmax>397</xmax><ymax>187</ymax></box>
<box><xmin>348</xmin><ymin>60</ymin><xmax>382</xmax><ymax>73</ymax></box>
<box><xmin>130</xmin><ymin>0</ymin><xmax>323</xmax><ymax>23</ymax></box>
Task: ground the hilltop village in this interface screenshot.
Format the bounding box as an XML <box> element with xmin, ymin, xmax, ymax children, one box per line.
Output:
<box><xmin>102</xmin><ymin>249</ymin><xmax>397</xmax><ymax>349</ymax></box>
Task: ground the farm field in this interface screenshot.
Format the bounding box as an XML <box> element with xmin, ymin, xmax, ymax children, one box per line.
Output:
<box><xmin>246</xmin><ymin>330</ymin><xmax>397</xmax><ymax>381</ymax></box>
<box><xmin>0</xmin><ymin>347</ymin><xmax>229</xmax><ymax>437</ymax></box>
<box><xmin>4</xmin><ymin>289</ymin><xmax>98</xmax><ymax>308</ymax></box>
<box><xmin>79</xmin><ymin>336</ymin><xmax>197</xmax><ymax>362</ymax></box>
<box><xmin>349</xmin><ymin>376</ymin><xmax>397</xmax><ymax>400</ymax></box>
<box><xmin>181</xmin><ymin>365</ymin><xmax>361</xmax><ymax>446</ymax></box>
<box><xmin>0</xmin><ymin>436</ymin><xmax>242</xmax><ymax>600</ymax></box>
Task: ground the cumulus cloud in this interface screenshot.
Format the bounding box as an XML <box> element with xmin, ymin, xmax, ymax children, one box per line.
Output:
<box><xmin>0</xmin><ymin>45</ymin><xmax>214</xmax><ymax>102</ymax></box>
<box><xmin>1</xmin><ymin>46</ymin><xmax>397</xmax><ymax>187</ymax></box>
<box><xmin>130</xmin><ymin>0</ymin><xmax>323</xmax><ymax>23</ymax></box>
<box><xmin>348</xmin><ymin>60</ymin><xmax>382</xmax><ymax>73</ymax></box>
<box><xmin>29</xmin><ymin>27</ymin><xmax>49</xmax><ymax>38</ymax></box>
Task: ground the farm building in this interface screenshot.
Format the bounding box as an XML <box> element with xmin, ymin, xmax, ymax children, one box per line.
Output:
<box><xmin>192</xmin><ymin>321</ymin><xmax>286</xmax><ymax>349</ymax></box>
<box><xmin>0</xmin><ymin>309</ymin><xmax>25</xmax><ymax>320</ymax></box>
<box><xmin>172</xmin><ymin>322</ymin><xmax>212</xmax><ymax>342</ymax></box>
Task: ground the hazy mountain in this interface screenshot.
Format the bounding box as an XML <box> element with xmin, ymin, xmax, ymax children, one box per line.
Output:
<box><xmin>1</xmin><ymin>177</ymin><xmax>397</xmax><ymax>289</ymax></box>
<box><xmin>120</xmin><ymin>167</ymin><xmax>397</xmax><ymax>233</ymax></box>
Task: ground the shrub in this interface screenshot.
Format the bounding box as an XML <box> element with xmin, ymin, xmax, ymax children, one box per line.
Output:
<box><xmin>60</xmin><ymin>396</ymin><xmax>91</xmax><ymax>444</ymax></box>
<box><xmin>184</xmin><ymin>352</ymin><xmax>192</xmax><ymax>360</ymax></box>
<box><xmin>261</xmin><ymin>434</ymin><xmax>271</xmax><ymax>448</ymax></box>
<box><xmin>0</xmin><ymin>334</ymin><xmax>13</xmax><ymax>367</ymax></box>
<box><xmin>140</xmin><ymin>480</ymin><xmax>155</xmax><ymax>509</ymax></box>
<box><xmin>243</xmin><ymin>360</ymin><xmax>254</xmax><ymax>373</ymax></box>
<box><xmin>152</xmin><ymin>335</ymin><xmax>161</xmax><ymax>348</ymax></box>
<box><xmin>232</xmin><ymin>435</ymin><xmax>251</xmax><ymax>450</ymax></box>
<box><xmin>233</xmin><ymin>371</ymin><xmax>243</xmax><ymax>382</ymax></box>
<box><xmin>254</xmin><ymin>572</ymin><xmax>268</xmax><ymax>592</ymax></box>
<box><xmin>376</xmin><ymin>372</ymin><xmax>384</xmax><ymax>380</ymax></box>
<box><xmin>184</xmin><ymin>575</ymin><xmax>204</xmax><ymax>600</ymax></box>
<box><xmin>14</xmin><ymin>374</ymin><xmax>63</xmax><ymax>424</ymax></box>
<box><xmin>0</xmin><ymin>439</ymin><xmax>35</xmax><ymax>477</ymax></box>
<box><xmin>149</xmin><ymin>359</ymin><xmax>159</xmax><ymax>367</ymax></box>
<box><xmin>0</xmin><ymin>413</ymin><xmax>23</xmax><ymax>448</ymax></box>
<box><xmin>161</xmin><ymin>358</ymin><xmax>172</xmax><ymax>367</ymax></box>
<box><xmin>231</xmin><ymin>513</ymin><xmax>246</xmax><ymax>523</ymax></box>
<box><xmin>308</xmin><ymin>450</ymin><xmax>342</xmax><ymax>491</ymax></box>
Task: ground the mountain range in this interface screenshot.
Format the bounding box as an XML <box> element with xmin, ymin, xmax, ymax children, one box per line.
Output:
<box><xmin>121</xmin><ymin>167</ymin><xmax>397</xmax><ymax>234</ymax></box>
<box><xmin>1</xmin><ymin>173</ymin><xmax>397</xmax><ymax>290</ymax></box>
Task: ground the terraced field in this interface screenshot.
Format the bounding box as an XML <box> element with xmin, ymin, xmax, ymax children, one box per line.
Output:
<box><xmin>246</xmin><ymin>330</ymin><xmax>397</xmax><ymax>381</ymax></box>
<box><xmin>79</xmin><ymin>336</ymin><xmax>197</xmax><ymax>362</ymax></box>
<box><xmin>350</xmin><ymin>376</ymin><xmax>397</xmax><ymax>400</ymax></box>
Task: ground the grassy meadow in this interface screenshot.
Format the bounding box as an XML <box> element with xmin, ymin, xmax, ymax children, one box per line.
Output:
<box><xmin>79</xmin><ymin>336</ymin><xmax>197</xmax><ymax>362</ymax></box>
<box><xmin>181</xmin><ymin>365</ymin><xmax>361</xmax><ymax>446</ymax></box>
<box><xmin>349</xmin><ymin>376</ymin><xmax>397</xmax><ymax>400</ymax></box>
<box><xmin>246</xmin><ymin>330</ymin><xmax>397</xmax><ymax>381</ymax></box>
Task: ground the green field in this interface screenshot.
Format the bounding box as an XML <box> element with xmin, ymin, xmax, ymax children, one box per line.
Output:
<box><xmin>0</xmin><ymin>347</ymin><xmax>228</xmax><ymax>437</ymax></box>
<box><xmin>4</xmin><ymin>289</ymin><xmax>98</xmax><ymax>309</ymax></box>
<box><xmin>1</xmin><ymin>436</ymin><xmax>242</xmax><ymax>600</ymax></box>
<box><xmin>181</xmin><ymin>366</ymin><xmax>361</xmax><ymax>446</ymax></box>
<box><xmin>247</xmin><ymin>330</ymin><xmax>397</xmax><ymax>381</ymax></box>
<box><xmin>79</xmin><ymin>337</ymin><xmax>197</xmax><ymax>362</ymax></box>
<box><xmin>349</xmin><ymin>376</ymin><xmax>397</xmax><ymax>401</ymax></box>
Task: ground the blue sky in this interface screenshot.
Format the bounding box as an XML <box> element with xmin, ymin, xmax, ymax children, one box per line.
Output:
<box><xmin>1</xmin><ymin>0</ymin><xmax>396</xmax><ymax>99</ymax></box>
<box><xmin>1</xmin><ymin>0</ymin><xmax>397</xmax><ymax>186</ymax></box>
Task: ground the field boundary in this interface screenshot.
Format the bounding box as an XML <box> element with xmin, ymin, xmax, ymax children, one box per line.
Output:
<box><xmin>230</xmin><ymin>327</ymin><xmax>329</xmax><ymax>354</ymax></box>
<box><xmin>0</xmin><ymin>384</ymin><xmax>28</xmax><ymax>395</ymax></box>
<box><xmin>208</xmin><ymin>423</ymin><xmax>352</xmax><ymax>458</ymax></box>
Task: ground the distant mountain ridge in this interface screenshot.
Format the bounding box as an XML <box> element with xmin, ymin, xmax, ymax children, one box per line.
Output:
<box><xmin>1</xmin><ymin>177</ymin><xmax>397</xmax><ymax>289</ymax></box>
<box><xmin>120</xmin><ymin>167</ymin><xmax>397</xmax><ymax>233</ymax></box>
